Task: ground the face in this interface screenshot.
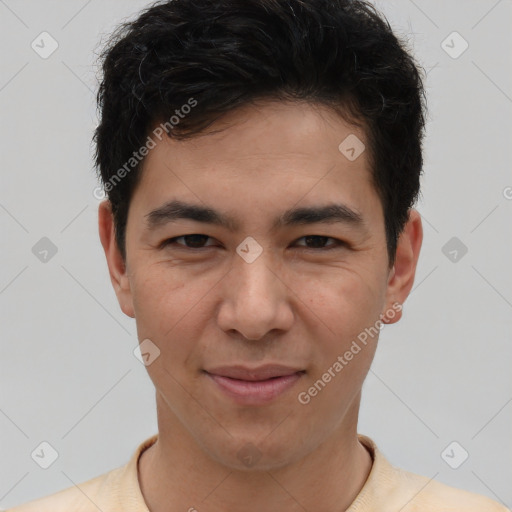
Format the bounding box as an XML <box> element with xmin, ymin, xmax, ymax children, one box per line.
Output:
<box><xmin>99</xmin><ymin>100</ymin><xmax>422</xmax><ymax>470</ymax></box>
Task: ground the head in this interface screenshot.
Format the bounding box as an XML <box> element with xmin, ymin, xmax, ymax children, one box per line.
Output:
<box><xmin>96</xmin><ymin>0</ymin><xmax>425</xmax><ymax>470</ymax></box>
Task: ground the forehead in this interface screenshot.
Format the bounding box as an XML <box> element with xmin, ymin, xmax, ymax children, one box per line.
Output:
<box><xmin>130</xmin><ymin>100</ymin><xmax>380</xmax><ymax>225</ymax></box>
<box><xmin>150</xmin><ymin>101</ymin><xmax>368</xmax><ymax>171</ymax></box>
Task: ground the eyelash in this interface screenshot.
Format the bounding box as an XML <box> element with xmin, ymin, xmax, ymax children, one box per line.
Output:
<box><xmin>161</xmin><ymin>234</ymin><xmax>346</xmax><ymax>251</ymax></box>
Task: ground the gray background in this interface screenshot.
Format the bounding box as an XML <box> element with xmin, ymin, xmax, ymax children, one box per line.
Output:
<box><xmin>1</xmin><ymin>0</ymin><xmax>511</xmax><ymax>509</ymax></box>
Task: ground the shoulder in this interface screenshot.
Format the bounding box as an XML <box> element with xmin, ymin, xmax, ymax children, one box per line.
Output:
<box><xmin>4</xmin><ymin>466</ymin><xmax>124</xmax><ymax>512</ymax></box>
<box><xmin>393</xmin><ymin>466</ymin><xmax>509</xmax><ymax>512</ymax></box>
<box><xmin>356</xmin><ymin>435</ymin><xmax>509</xmax><ymax>512</ymax></box>
<box><xmin>4</xmin><ymin>434</ymin><xmax>157</xmax><ymax>512</ymax></box>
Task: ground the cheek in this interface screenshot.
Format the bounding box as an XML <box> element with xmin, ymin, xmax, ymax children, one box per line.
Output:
<box><xmin>130</xmin><ymin>263</ymin><xmax>195</xmax><ymax>342</ymax></box>
<box><xmin>295</xmin><ymin>274</ymin><xmax>382</xmax><ymax>413</ymax></box>
<box><xmin>296</xmin><ymin>266</ymin><xmax>386</xmax><ymax>393</ymax></box>
<box><xmin>299</xmin><ymin>266</ymin><xmax>385</xmax><ymax>338</ymax></box>
<box><xmin>130</xmin><ymin>264</ymin><xmax>220</xmax><ymax>365</ymax></box>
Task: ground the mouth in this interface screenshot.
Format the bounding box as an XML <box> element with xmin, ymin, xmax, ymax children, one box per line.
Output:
<box><xmin>203</xmin><ymin>365</ymin><xmax>306</xmax><ymax>404</ymax></box>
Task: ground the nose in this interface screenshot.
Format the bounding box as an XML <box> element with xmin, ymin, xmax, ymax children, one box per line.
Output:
<box><xmin>216</xmin><ymin>251</ymin><xmax>294</xmax><ymax>341</ymax></box>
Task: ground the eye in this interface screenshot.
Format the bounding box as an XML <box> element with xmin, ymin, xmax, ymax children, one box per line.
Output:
<box><xmin>294</xmin><ymin>235</ymin><xmax>345</xmax><ymax>250</ymax></box>
<box><xmin>160</xmin><ymin>234</ymin><xmax>345</xmax><ymax>251</ymax></box>
<box><xmin>162</xmin><ymin>234</ymin><xmax>217</xmax><ymax>249</ymax></box>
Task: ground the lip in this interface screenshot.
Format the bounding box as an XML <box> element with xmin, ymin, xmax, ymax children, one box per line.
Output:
<box><xmin>204</xmin><ymin>365</ymin><xmax>305</xmax><ymax>405</ymax></box>
<box><xmin>205</xmin><ymin>364</ymin><xmax>304</xmax><ymax>381</ymax></box>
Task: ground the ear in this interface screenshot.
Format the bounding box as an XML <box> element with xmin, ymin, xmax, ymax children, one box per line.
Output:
<box><xmin>381</xmin><ymin>209</ymin><xmax>423</xmax><ymax>324</ymax></box>
<box><xmin>98</xmin><ymin>200</ymin><xmax>135</xmax><ymax>318</ymax></box>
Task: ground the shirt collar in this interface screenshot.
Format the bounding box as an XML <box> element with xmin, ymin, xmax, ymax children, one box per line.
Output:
<box><xmin>121</xmin><ymin>432</ymin><xmax>393</xmax><ymax>512</ymax></box>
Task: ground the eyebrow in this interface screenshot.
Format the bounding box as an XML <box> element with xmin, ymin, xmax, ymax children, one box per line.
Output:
<box><xmin>145</xmin><ymin>199</ymin><xmax>364</xmax><ymax>232</ymax></box>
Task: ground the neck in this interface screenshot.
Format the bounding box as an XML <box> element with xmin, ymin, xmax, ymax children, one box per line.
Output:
<box><xmin>138</xmin><ymin>391</ymin><xmax>372</xmax><ymax>512</ymax></box>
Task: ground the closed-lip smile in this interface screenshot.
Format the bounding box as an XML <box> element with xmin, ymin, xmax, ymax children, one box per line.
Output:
<box><xmin>203</xmin><ymin>364</ymin><xmax>306</xmax><ymax>404</ymax></box>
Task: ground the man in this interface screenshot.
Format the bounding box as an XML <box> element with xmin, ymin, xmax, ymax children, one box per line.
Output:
<box><xmin>7</xmin><ymin>0</ymin><xmax>508</xmax><ymax>510</ymax></box>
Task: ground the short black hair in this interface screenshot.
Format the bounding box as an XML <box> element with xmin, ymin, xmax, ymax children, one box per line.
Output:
<box><xmin>93</xmin><ymin>0</ymin><xmax>427</xmax><ymax>265</ymax></box>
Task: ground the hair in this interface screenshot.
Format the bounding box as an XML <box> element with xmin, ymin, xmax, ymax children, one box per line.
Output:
<box><xmin>93</xmin><ymin>0</ymin><xmax>427</xmax><ymax>265</ymax></box>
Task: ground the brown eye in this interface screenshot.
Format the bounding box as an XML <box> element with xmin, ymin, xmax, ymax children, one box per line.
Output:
<box><xmin>295</xmin><ymin>236</ymin><xmax>343</xmax><ymax>249</ymax></box>
<box><xmin>163</xmin><ymin>234</ymin><xmax>215</xmax><ymax>249</ymax></box>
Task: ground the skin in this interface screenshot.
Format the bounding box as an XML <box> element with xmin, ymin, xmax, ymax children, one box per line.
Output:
<box><xmin>99</xmin><ymin>100</ymin><xmax>422</xmax><ymax>512</ymax></box>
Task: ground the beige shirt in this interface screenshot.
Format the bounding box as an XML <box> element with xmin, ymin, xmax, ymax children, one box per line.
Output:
<box><xmin>5</xmin><ymin>434</ymin><xmax>509</xmax><ymax>512</ymax></box>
